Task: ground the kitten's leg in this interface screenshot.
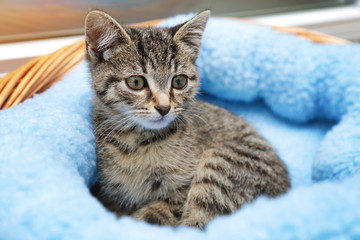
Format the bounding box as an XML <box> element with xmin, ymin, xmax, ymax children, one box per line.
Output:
<box><xmin>131</xmin><ymin>200</ymin><xmax>182</xmax><ymax>226</ymax></box>
<box><xmin>180</xmin><ymin>150</ymin><xmax>238</xmax><ymax>229</ymax></box>
<box><xmin>181</xmin><ymin>144</ymin><xmax>290</xmax><ymax>229</ymax></box>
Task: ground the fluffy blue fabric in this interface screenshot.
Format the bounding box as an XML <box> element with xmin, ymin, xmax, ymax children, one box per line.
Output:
<box><xmin>1</xmin><ymin>15</ymin><xmax>360</xmax><ymax>239</ymax></box>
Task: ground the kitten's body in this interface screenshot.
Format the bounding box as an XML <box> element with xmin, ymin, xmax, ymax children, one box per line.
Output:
<box><xmin>86</xmin><ymin>10</ymin><xmax>290</xmax><ymax>229</ymax></box>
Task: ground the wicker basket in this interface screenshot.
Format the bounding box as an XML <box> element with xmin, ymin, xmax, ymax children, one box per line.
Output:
<box><xmin>0</xmin><ymin>18</ymin><xmax>350</xmax><ymax>110</ymax></box>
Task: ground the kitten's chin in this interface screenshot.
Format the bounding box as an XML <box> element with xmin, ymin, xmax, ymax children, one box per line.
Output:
<box><xmin>135</xmin><ymin>117</ymin><xmax>175</xmax><ymax>130</ymax></box>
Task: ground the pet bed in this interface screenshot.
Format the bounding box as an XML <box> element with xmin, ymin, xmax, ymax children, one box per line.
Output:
<box><xmin>0</xmin><ymin>14</ymin><xmax>359</xmax><ymax>239</ymax></box>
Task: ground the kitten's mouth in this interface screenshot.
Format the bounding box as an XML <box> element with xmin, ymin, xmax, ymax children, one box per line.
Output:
<box><xmin>135</xmin><ymin>116</ymin><xmax>175</xmax><ymax>130</ymax></box>
<box><xmin>149</xmin><ymin>117</ymin><xmax>166</xmax><ymax>123</ymax></box>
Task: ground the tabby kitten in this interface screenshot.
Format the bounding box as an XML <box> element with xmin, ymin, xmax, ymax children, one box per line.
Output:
<box><xmin>86</xmin><ymin>10</ymin><xmax>290</xmax><ymax>229</ymax></box>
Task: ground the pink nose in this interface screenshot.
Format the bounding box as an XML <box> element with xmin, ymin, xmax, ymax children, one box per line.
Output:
<box><xmin>155</xmin><ymin>105</ymin><xmax>171</xmax><ymax>116</ymax></box>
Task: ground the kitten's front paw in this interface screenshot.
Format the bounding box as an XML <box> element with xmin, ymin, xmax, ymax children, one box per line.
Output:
<box><xmin>132</xmin><ymin>210</ymin><xmax>163</xmax><ymax>225</ymax></box>
<box><xmin>181</xmin><ymin>218</ymin><xmax>206</xmax><ymax>230</ymax></box>
<box><xmin>181</xmin><ymin>212</ymin><xmax>210</xmax><ymax>230</ymax></box>
<box><xmin>130</xmin><ymin>201</ymin><xmax>180</xmax><ymax>226</ymax></box>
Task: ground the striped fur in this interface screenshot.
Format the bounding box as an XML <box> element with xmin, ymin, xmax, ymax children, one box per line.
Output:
<box><xmin>86</xmin><ymin>10</ymin><xmax>290</xmax><ymax>229</ymax></box>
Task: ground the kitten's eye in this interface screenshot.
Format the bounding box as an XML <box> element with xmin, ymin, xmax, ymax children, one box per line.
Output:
<box><xmin>172</xmin><ymin>75</ymin><xmax>187</xmax><ymax>90</ymax></box>
<box><xmin>126</xmin><ymin>76</ymin><xmax>146</xmax><ymax>90</ymax></box>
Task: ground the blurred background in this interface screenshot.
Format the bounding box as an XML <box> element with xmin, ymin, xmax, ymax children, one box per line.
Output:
<box><xmin>0</xmin><ymin>0</ymin><xmax>358</xmax><ymax>43</ymax></box>
<box><xmin>0</xmin><ymin>0</ymin><xmax>359</xmax><ymax>74</ymax></box>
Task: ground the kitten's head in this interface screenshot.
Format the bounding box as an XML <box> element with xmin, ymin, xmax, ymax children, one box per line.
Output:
<box><xmin>85</xmin><ymin>10</ymin><xmax>210</xmax><ymax>130</ymax></box>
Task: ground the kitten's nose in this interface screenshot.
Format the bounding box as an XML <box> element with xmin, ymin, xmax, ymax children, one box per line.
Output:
<box><xmin>155</xmin><ymin>105</ymin><xmax>171</xmax><ymax>117</ymax></box>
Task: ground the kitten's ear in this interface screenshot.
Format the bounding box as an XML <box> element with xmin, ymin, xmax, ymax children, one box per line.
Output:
<box><xmin>172</xmin><ymin>10</ymin><xmax>210</xmax><ymax>60</ymax></box>
<box><xmin>85</xmin><ymin>10</ymin><xmax>131</xmax><ymax>60</ymax></box>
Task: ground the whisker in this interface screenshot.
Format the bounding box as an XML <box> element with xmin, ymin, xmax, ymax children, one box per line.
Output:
<box><xmin>99</xmin><ymin>115</ymin><xmax>135</xmax><ymax>147</ymax></box>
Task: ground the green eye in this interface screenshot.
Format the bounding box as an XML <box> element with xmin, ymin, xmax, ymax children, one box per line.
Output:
<box><xmin>126</xmin><ymin>76</ymin><xmax>146</xmax><ymax>90</ymax></box>
<box><xmin>172</xmin><ymin>75</ymin><xmax>187</xmax><ymax>89</ymax></box>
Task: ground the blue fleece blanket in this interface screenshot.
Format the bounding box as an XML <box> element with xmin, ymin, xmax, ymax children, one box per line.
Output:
<box><xmin>1</xmin><ymin>15</ymin><xmax>360</xmax><ymax>239</ymax></box>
